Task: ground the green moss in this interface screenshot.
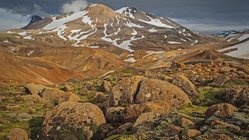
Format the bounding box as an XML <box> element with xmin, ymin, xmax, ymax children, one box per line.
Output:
<box><xmin>179</xmin><ymin>104</ymin><xmax>208</xmax><ymax>118</ymax></box>
<box><xmin>198</xmin><ymin>86</ymin><xmax>223</xmax><ymax>105</ymax></box>
<box><xmin>223</xmin><ymin>79</ymin><xmax>249</xmax><ymax>88</ymax></box>
<box><xmin>29</xmin><ymin>117</ymin><xmax>44</xmax><ymax>140</ymax></box>
<box><xmin>105</xmin><ymin>135</ymin><xmax>137</xmax><ymax>140</ymax></box>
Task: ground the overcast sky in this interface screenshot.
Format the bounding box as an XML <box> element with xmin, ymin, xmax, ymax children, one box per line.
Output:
<box><xmin>0</xmin><ymin>0</ymin><xmax>248</xmax><ymax>33</ymax></box>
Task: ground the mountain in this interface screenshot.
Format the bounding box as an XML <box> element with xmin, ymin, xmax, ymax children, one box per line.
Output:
<box><xmin>22</xmin><ymin>15</ymin><xmax>43</xmax><ymax>29</ymax></box>
<box><xmin>0</xmin><ymin>3</ymin><xmax>225</xmax><ymax>84</ymax></box>
<box><xmin>217</xmin><ymin>30</ymin><xmax>249</xmax><ymax>59</ymax></box>
<box><xmin>19</xmin><ymin>4</ymin><xmax>219</xmax><ymax>52</ymax></box>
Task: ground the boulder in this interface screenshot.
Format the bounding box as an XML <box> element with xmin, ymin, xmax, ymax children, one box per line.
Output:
<box><xmin>94</xmin><ymin>92</ymin><xmax>109</xmax><ymax>103</ymax></box>
<box><xmin>39</xmin><ymin>88</ymin><xmax>66</xmax><ymax>100</ymax></box>
<box><xmin>109</xmin><ymin>76</ymin><xmax>145</xmax><ymax>106</ymax></box>
<box><xmin>135</xmin><ymin>78</ymin><xmax>191</xmax><ymax>108</ymax></box>
<box><xmin>164</xmin><ymin>125</ymin><xmax>181</xmax><ymax>137</ymax></box>
<box><xmin>106</xmin><ymin>76</ymin><xmax>191</xmax><ymax>123</ymax></box>
<box><xmin>183</xmin><ymin>129</ymin><xmax>201</xmax><ymax>138</ymax></box>
<box><xmin>208</xmin><ymin>134</ymin><xmax>233</xmax><ymax>140</ymax></box>
<box><xmin>24</xmin><ymin>83</ymin><xmax>47</xmax><ymax>95</ymax></box>
<box><xmin>102</xmin><ymin>80</ymin><xmax>112</xmax><ymax>93</ymax></box>
<box><xmin>206</xmin><ymin>103</ymin><xmax>237</xmax><ymax>117</ymax></box>
<box><xmin>60</xmin><ymin>83</ymin><xmax>74</xmax><ymax>91</ymax></box>
<box><xmin>134</xmin><ymin>112</ymin><xmax>159</xmax><ymax>127</ymax></box>
<box><xmin>218</xmin><ymin>88</ymin><xmax>249</xmax><ymax>107</ymax></box>
<box><xmin>179</xmin><ymin>117</ymin><xmax>194</xmax><ymax>128</ymax></box>
<box><xmin>209</xmin><ymin>75</ymin><xmax>230</xmax><ymax>87</ymax></box>
<box><xmin>170</xmin><ymin>61</ymin><xmax>186</xmax><ymax>70</ymax></box>
<box><xmin>172</xmin><ymin>73</ymin><xmax>199</xmax><ymax>103</ymax></box>
<box><xmin>42</xmin><ymin>102</ymin><xmax>106</xmax><ymax>139</ymax></box>
<box><xmin>58</xmin><ymin>92</ymin><xmax>80</xmax><ymax>103</ymax></box>
<box><xmin>7</xmin><ymin>128</ymin><xmax>28</xmax><ymax>140</ymax></box>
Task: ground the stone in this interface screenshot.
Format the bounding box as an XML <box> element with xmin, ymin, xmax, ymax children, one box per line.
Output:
<box><xmin>94</xmin><ymin>92</ymin><xmax>108</xmax><ymax>103</ymax></box>
<box><xmin>60</xmin><ymin>83</ymin><xmax>74</xmax><ymax>91</ymax></box>
<box><xmin>58</xmin><ymin>92</ymin><xmax>80</xmax><ymax>103</ymax></box>
<box><xmin>164</xmin><ymin>125</ymin><xmax>181</xmax><ymax>137</ymax></box>
<box><xmin>209</xmin><ymin>75</ymin><xmax>230</xmax><ymax>87</ymax></box>
<box><xmin>183</xmin><ymin>129</ymin><xmax>201</xmax><ymax>138</ymax></box>
<box><xmin>206</xmin><ymin>103</ymin><xmax>237</xmax><ymax>117</ymax></box>
<box><xmin>179</xmin><ymin>117</ymin><xmax>194</xmax><ymax>127</ymax></box>
<box><xmin>172</xmin><ymin>73</ymin><xmax>199</xmax><ymax>103</ymax></box>
<box><xmin>134</xmin><ymin>112</ymin><xmax>159</xmax><ymax>127</ymax></box>
<box><xmin>208</xmin><ymin>134</ymin><xmax>233</xmax><ymax>140</ymax></box>
<box><xmin>41</xmin><ymin>102</ymin><xmax>106</xmax><ymax>139</ymax></box>
<box><xmin>218</xmin><ymin>87</ymin><xmax>249</xmax><ymax>107</ymax></box>
<box><xmin>135</xmin><ymin>78</ymin><xmax>191</xmax><ymax>108</ymax></box>
<box><xmin>39</xmin><ymin>88</ymin><xmax>66</xmax><ymax>101</ymax></box>
<box><xmin>24</xmin><ymin>83</ymin><xmax>47</xmax><ymax>95</ymax></box>
<box><xmin>102</xmin><ymin>80</ymin><xmax>112</xmax><ymax>93</ymax></box>
<box><xmin>109</xmin><ymin>76</ymin><xmax>145</xmax><ymax>106</ymax></box>
<box><xmin>170</xmin><ymin>62</ymin><xmax>186</xmax><ymax>70</ymax></box>
<box><xmin>7</xmin><ymin>128</ymin><xmax>28</xmax><ymax>140</ymax></box>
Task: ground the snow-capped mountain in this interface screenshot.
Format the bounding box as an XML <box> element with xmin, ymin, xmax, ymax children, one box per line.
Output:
<box><xmin>217</xmin><ymin>29</ymin><xmax>249</xmax><ymax>42</ymax></box>
<box><xmin>0</xmin><ymin>3</ymin><xmax>225</xmax><ymax>84</ymax></box>
<box><xmin>14</xmin><ymin>4</ymin><xmax>217</xmax><ymax>52</ymax></box>
<box><xmin>218</xmin><ymin>30</ymin><xmax>249</xmax><ymax>59</ymax></box>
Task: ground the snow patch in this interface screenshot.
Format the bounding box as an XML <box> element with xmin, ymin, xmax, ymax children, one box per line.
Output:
<box><xmin>139</xmin><ymin>16</ymin><xmax>174</xmax><ymax>28</ymax></box>
<box><xmin>168</xmin><ymin>41</ymin><xmax>182</xmax><ymax>45</ymax></box>
<box><xmin>27</xmin><ymin>50</ymin><xmax>35</xmax><ymax>56</ymax></box>
<box><xmin>149</xmin><ymin>28</ymin><xmax>157</xmax><ymax>32</ymax></box>
<box><xmin>238</xmin><ymin>34</ymin><xmax>249</xmax><ymax>41</ymax></box>
<box><xmin>43</xmin><ymin>10</ymin><xmax>88</xmax><ymax>30</ymax></box>
<box><xmin>23</xmin><ymin>36</ymin><xmax>34</xmax><ymax>40</ymax></box>
<box><xmin>18</xmin><ymin>32</ymin><xmax>27</xmax><ymax>36</ymax></box>
<box><xmin>219</xmin><ymin>40</ymin><xmax>249</xmax><ymax>59</ymax></box>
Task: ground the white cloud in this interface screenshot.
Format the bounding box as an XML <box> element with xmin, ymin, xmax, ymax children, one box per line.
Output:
<box><xmin>61</xmin><ymin>0</ymin><xmax>89</xmax><ymax>14</ymax></box>
<box><xmin>0</xmin><ymin>8</ymin><xmax>29</xmax><ymax>31</ymax></box>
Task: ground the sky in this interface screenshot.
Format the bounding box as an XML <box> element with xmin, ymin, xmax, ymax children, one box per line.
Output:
<box><xmin>0</xmin><ymin>0</ymin><xmax>249</xmax><ymax>33</ymax></box>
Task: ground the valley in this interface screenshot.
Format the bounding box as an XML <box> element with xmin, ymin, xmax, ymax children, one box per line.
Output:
<box><xmin>0</xmin><ymin>3</ymin><xmax>249</xmax><ymax>140</ymax></box>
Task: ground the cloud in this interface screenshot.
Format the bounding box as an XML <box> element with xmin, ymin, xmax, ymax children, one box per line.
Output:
<box><xmin>172</xmin><ymin>18</ymin><xmax>249</xmax><ymax>33</ymax></box>
<box><xmin>32</xmin><ymin>3</ymin><xmax>50</xmax><ymax>17</ymax></box>
<box><xmin>0</xmin><ymin>8</ymin><xmax>29</xmax><ymax>31</ymax></box>
<box><xmin>61</xmin><ymin>0</ymin><xmax>89</xmax><ymax>13</ymax></box>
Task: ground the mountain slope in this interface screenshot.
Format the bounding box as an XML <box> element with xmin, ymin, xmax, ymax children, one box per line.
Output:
<box><xmin>0</xmin><ymin>3</ymin><xmax>226</xmax><ymax>84</ymax></box>
<box><xmin>218</xmin><ymin>30</ymin><xmax>249</xmax><ymax>59</ymax></box>
<box><xmin>19</xmin><ymin>4</ymin><xmax>219</xmax><ymax>52</ymax></box>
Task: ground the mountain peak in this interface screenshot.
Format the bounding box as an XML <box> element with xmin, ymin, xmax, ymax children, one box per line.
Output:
<box><xmin>87</xmin><ymin>4</ymin><xmax>116</xmax><ymax>18</ymax></box>
<box><xmin>22</xmin><ymin>15</ymin><xmax>43</xmax><ymax>29</ymax></box>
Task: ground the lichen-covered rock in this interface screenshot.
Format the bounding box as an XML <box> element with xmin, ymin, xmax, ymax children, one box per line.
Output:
<box><xmin>179</xmin><ymin>117</ymin><xmax>194</xmax><ymax>128</ymax></box>
<box><xmin>24</xmin><ymin>83</ymin><xmax>47</xmax><ymax>95</ymax></box>
<box><xmin>41</xmin><ymin>102</ymin><xmax>106</xmax><ymax>139</ymax></box>
<box><xmin>172</xmin><ymin>73</ymin><xmax>199</xmax><ymax>103</ymax></box>
<box><xmin>109</xmin><ymin>76</ymin><xmax>145</xmax><ymax>106</ymax></box>
<box><xmin>170</xmin><ymin>61</ymin><xmax>186</xmax><ymax>70</ymax></box>
<box><xmin>7</xmin><ymin>128</ymin><xmax>28</xmax><ymax>140</ymax></box>
<box><xmin>106</xmin><ymin>101</ymin><xmax>170</xmax><ymax>123</ymax></box>
<box><xmin>218</xmin><ymin>87</ymin><xmax>249</xmax><ymax>107</ymax></box>
<box><xmin>107</xmin><ymin>76</ymin><xmax>191</xmax><ymax>123</ymax></box>
<box><xmin>206</xmin><ymin>103</ymin><xmax>237</xmax><ymax>117</ymax></box>
<box><xmin>183</xmin><ymin>129</ymin><xmax>201</xmax><ymax>138</ymax></box>
<box><xmin>134</xmin><ymin>112</ymin><xmax>159</xmax><ymax>127</ymax></box>
<box><xmin>102</xmin><ymin>80</ymin><xmax>112</xmax><ymax>93</ymax></box>
<box><xmin>135</xmin><ymin>78</ymin><xmax>191</xmax><ymax>108</ymax></box>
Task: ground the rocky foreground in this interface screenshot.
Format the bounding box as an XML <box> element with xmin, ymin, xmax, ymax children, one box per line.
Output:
<box><xmin>0</xmin><ymin>60</ymin><xmax>249</xmax><ymax>140</ymax></box>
